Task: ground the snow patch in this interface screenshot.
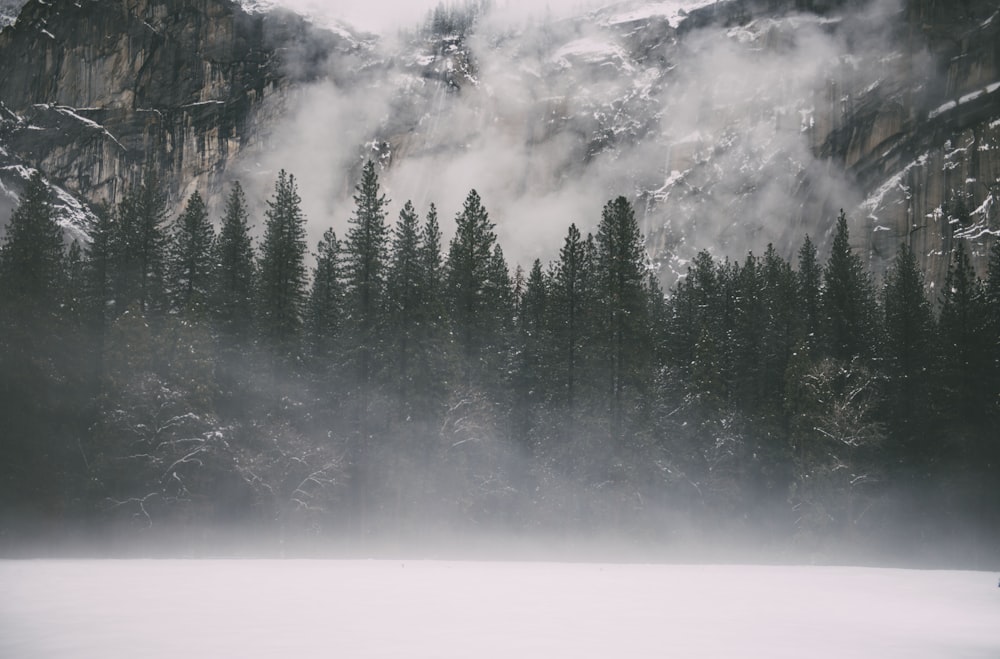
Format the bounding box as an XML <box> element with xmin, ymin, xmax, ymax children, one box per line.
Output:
<box><xmin>600</xmin><ymin>1</ymin><xmax>717</xmax><ymax>28</ymax></box>
<box><xmin>236</xmin><ymin>0</ymin><xmax>362</xmax><ymax>42</ymax></box>
<box><xmin>551</xmin><ymin>38</ymin><xmax>628</xmax><ymax>69</ymax></box>
<box><xmin>862</xmin><ymin>154</ymin><xmax>928</xmax><ymax>220</ymax></box>
<box><xmin>50</xmin><ymin>105</ymin><xmax>127</xmax><ymax>152</ymax></box>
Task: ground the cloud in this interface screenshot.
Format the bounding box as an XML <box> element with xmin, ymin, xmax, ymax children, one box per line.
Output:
<box><xmin>239</xmin><ymin>0</ymin><xmax>912</xmax><ymax>275</ymax></box>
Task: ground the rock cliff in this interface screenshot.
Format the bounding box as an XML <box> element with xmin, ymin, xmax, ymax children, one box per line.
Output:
<box><xmin>0</xmin><ymin>0</ymin><xmax>997</xmax><ymax>285</ymax></box>
<box><xmin>0</xmin><ymin>0</ymin><xmax>367</xmax><ymax>231</ymax></box>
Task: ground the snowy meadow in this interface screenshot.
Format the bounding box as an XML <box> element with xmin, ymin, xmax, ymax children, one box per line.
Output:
<box><xmin>2</xmin><ymin>560</ymin><xmax>998</xmax><ymax>658</ymax></box>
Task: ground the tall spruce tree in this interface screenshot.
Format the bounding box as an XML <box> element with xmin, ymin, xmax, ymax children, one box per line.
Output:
<box><xmin>114</xmin><ymin>168</ymin><xmax>169</xmax><ymax>314</ymax></box>
<box><xmin>168</xmin><ymin>191</ymin><xmax>215</xmax><ymax>315</ymax></box>
<box><xmin>547</xmin><ymin>223</ymin><xmax>592</xmax><ymax>414</ymax></box>
<box><xmin>0</xmin><ymin>172</ymin><xmax>70</xmax><ymax>509</ymax></box>
<box><xmin>882</xmin><ymin>242</ymin><xmax>935</xmax><ymax>462</ymax></box>
<box><xmin>446</xmin><ymin>189</ymin><xmax>500</xmax><ymax>386</ymax></box>
<box><xmin>306</xmin><ymin>228</ymin><xmax>343</xmax><ymax>381</ymax></box>
<box><xmin>212</xmin><ymin>182</ymin><xmax>256</xmax><ymax>342</ymax></box>
<box><xmin>593</xmin><ymin>196</ymin><xmax>649</xmax><ymax>439</ymax></box>
<box><xmin>759</xmin><ymin>244</ymin><xmax>797</xmax><ymax>418</ymax></box>
<box><xmin>412</xmin><ymin>203</ymin><xmax>448</xmax><ymax>418</ymax></box>
<box><xmin>985</xmin><ymin>238</ymin><xmax>1000</xmax><ymax>420</ymax></box>
<box><xmin>343</xmin><ymin>160</ymin><xmax>390</xmax><ymax>412</ymax></box>
<box><xmin>821</xmin><ymin>211</ymin><xmax>878</xmax><ymax>362</ymax></box>
<box><xmin>513</xmin><ymin>258</ymin><xmax>549</xmax><ymax>445</ymax></box>
<box><xmin>257</xmin><ymin>169</ymin><xmax>308</xmax><ymax>357</ymax></box>
<box><xmin>0</xmin><ymin>172</ymin><xmax>64</xmax><ymax>317</ymax></box>
<box><xmin>796</xmin><ymin>235</ymin><xmax>822</xmax><ymax>355</ymax></box>
<box><xmin>385</xmin><ymin>201</ymin><xmax>424</xmax><ymax>415</ymax></box>
<box><xmin>937</xmin><ymin>241</ymin><xmax>989</xmax><ymax>425</ymax></box>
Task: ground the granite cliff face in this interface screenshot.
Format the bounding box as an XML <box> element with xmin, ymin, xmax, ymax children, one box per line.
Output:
<box><xmin>0</xmin><ymin>0</ymin><xmax>997</xmax><ymax>285</ymax></box>
<box><xmin>0</xmin><ymin>0</ymin><xmax>368</xmax><ymax>232</ymax></box>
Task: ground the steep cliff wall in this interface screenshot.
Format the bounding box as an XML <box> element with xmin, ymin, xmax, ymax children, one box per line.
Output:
<box><xmin>0</xmin><ymin>0</ymin><xmax>362</xmax><ymax>215</ymax></box>
<box><xmin>832</xmin><ymin>0</ymin><xmax>1000</xmax><ymax>282</ymax></box>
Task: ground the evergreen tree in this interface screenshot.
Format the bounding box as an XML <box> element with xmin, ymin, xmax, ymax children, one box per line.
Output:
<box><xmin>593</xmin><ymin>196</ymin><xmax>650</xmax><ymax>439</ymax></box>
<box><xmin>513</xmin><ymin>259</ymin><xmax>548</xmax><ymax>446</ymax></box>
<box><xmin>732</xmin><ymin>252</ymin><xmax>765</xmax><ymax>411</ymax></box>
<box><xmin>821</xmin><ymin>211</ymin><xmax>878</xmax><ymax>362</ymax></box>
<box><xmin>212</xmin><ymin>182</ymin><xmax>256</xmax><ymax>342</ymax></box>
<box><xmin>168</xmin><ymin>191</ymin><xmax>215</xmax><ymax>315</ymax></box>
<box><xmin>0</xmin><ymin>172</ymin><xmax>64</xmax><ymax>316</ymax></box>
<box><xmin>759</xmin><ymin>244</ymin><xmax>797</xmax><ymax>418</ymax></box>
<box><xmin>446</xmin><ymin>189</ymin><xmax>500</xmax><ymax>386</ymax></box>
<box><xmin>412</xmin><ymin>203</ymin><xmax>448</xmax><ymax>419</ymax></box>
<box><xmin>937</xmin><ymin>242</ymin><xmax>989</xmax><ymax>426</ymax></box>
<box><xmin>0</xmin><ymin>172</ymin><xmax>72</xmax><ymax>511</ymax></box>
<box><xmin>547</xmin><ymin>223</ymin><xmax>593</xmax><ymax>414</ymax></box>
<box><xmin>306</xmin><ymin>228</ymin><xmax>343</xmax><ymax>363</ymax></box>
<box><xmin>385</xmin><ymin>201</ymin><xmax>424</xmax><ymax>415</ymax></box>
<box><xmin>257</xmin><ymin>169</ymin><xmax>308</xmax><ymax>358</ymax></box>
<box><xmin>985</xmin><ymin>238</ymin><xmax>1000</xmax><ymax>419</ymax></box>
<box><xmin>343</xmin><ymin>161</ymin><xmax>390</xmax><ymax>404</ymax></box>
<box><xmin>882</xmin><ymin>242</ymin><xmax>935</xmax><ymax>462</ymax></box>
<box><xmin>114</xmin><ymin>168</ymin><xmax>169</xmax><ymax>314</ymax></box>
<box><xmin>796</xmin><ymin>235</ymin><xmax>822</xmax><ymax>355</ymax></box>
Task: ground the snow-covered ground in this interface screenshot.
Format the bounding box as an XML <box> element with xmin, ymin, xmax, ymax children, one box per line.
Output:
<box><xmin>2</xmin><ymin>560</ymin><xmax>997</xmax><ymax>658</ymax></box>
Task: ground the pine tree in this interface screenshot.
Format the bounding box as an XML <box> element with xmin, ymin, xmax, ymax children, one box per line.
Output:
<box><xmin>0</xmin><ymin>172</ymin><xmax>71</xmax><ymax>510</ymax></box>
<box><xmin>513</xmin><ymin>258</ymin><xmax>548</xmax><ymax>445</ymax></box>
<box><xmin>168</xmin><ymin>191</ymin><xmax>215</xmax><ymax>315</ymax></box>
<box><xmin>446</xmin><ymin>189</ymin><xmax>500</xmax><ymax>386</ymax></box>
<box><xmin>985</xmin><ymin>238</ymin><xmax>1000</xmax><ymax>419</ymax></box>
<box><xmin>759</xmin><ymin>244</ymin><xmax>797</xmax><ymax>418</ymax></box>
<box><xmin>937</xmin><ymin>241</ymin><xmax>989</xmax><ymax>425</ymax></box>
<box><xmin>547</xmin><ymin>223</ymin><xmax>592</xmax><ymax>414</ymax></box>
<box><xmin>385</xmin><ymin>201</ymin><xmax>423</xmax><ymax>415</ymax></box>
<box><xmin>412</xmin><ymin>203</ymin><xmax>448</xmax><ymax>419</ymax></box>
<box><xmin>258</xmin><ymin>169</ymin><xmax>308</xmax><ymax>358</ymax></box>
<box><xmin>343</xmin><ymin>161</ymin><xmax>390</xmax><ymax>423</ymax></box>
<box><xmin>0</xmin><ymin>172</ymin><xmax>64</xmax><ymax>316</ymax></box>
<box><xmin>732</xmin><ymin>252</ymin><xmax>764</xmax><ymax>411</ymax></box>
<box><xmin>821</xmin><ymin>211</ymin><xmax>878</xmax><ymax>362</ymax></box>
<box><xmin>882</xmin><ymin>242</ymin><xmax>935</xmax><ymax>462</ymax></box>
<box><xmin>212</xmin><ymin>182</ymin><xmax>256</xmax><ymax>342</ymax></box>
<box><xmin>114</xmin><ymin>168</ymin><xmax>169</xmax><ymax>314</ymax></box>
<box><xmin>593</xmin><ymin>196</ymin><xmax>650</xmax><ymax>439</ymax></box>
<box><xmin>306</xmin><ymin>228</ymin><xmax>343</xmax><ymax>382</ymax></box>
<box><xmin>796</xmin><ymin>235</ymin><xmax>822</xmax><ymax>355</ymax></box>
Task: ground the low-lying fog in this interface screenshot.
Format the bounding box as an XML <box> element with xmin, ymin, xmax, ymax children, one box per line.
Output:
<box><xmin>3</xmin><ymin>560</ymin><xmax>998</xmax><ymax>658</ymax></box>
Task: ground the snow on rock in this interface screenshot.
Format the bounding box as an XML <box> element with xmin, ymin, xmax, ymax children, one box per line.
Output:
<box><xmin>235</xmin><ymin>0</ymin><xmax>368</xmax><ymax>42</ymax></box>
<box><xmin>0</xmin><ymin>0</ymin><xmax>24</xmax><ymax>30</ymax></box>
<box><xmin>598</xmin><ymin>1</ymin><xmax>718</xmax><ymax>29</ymax></box>
<box><xmin>551</xmin><ymin>37</ymin><xmax>631</xmax><ymax>70</ymax></box>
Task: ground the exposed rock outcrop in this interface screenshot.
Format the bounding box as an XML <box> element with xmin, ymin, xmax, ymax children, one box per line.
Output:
<box><xmin>0</xmin><ymin>0</ymin><xmax>366</xmax><ymax>218</ymax></box>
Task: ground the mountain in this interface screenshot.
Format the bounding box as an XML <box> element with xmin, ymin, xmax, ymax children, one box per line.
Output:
<box><xmin>0</xmin><ymin>0</ymin><xmax>998</xmax><ymax>285</ymax></box>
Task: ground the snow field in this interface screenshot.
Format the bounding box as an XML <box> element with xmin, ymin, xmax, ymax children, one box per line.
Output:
<box><xmin>1</xmin><ymin>560</ymin><xmax>998</xmax><ymax>658</ymax></box>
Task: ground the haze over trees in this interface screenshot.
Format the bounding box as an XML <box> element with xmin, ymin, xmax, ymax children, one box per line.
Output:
<box><xmin>1</xmin><ymin>162</ymin><xmax>998</xmax><ymax>562</ymax></box>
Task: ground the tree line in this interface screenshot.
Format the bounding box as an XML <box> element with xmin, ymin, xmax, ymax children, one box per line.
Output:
<box><xmin>1</xmin><ymin>162</ymin><xmax>998</xmax><ymax>558</ymax></box>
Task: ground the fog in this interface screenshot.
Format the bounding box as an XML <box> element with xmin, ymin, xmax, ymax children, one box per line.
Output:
<box><xmin>234</xmin><ymin>0</ymin><xmax>914</xmax><ymax>274</ymax></box>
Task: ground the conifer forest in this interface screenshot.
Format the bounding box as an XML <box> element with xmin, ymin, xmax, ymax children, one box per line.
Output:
<box><xmin>2</xmin><ymin>162</ymin><xmax>999</xmax><ymax>561</ymax></box>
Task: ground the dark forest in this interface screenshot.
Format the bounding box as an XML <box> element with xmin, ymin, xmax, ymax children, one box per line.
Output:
<box><xmin>1</xmin><ymin>162</ymin><xmax>998</xmax><ymax>563</ymax></box>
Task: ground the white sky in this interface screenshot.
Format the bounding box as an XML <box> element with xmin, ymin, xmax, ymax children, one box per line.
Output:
<box><xmin>253</xmin><ymin>0</ymin><xmax>603</xmax><ymax>32</ymax></box>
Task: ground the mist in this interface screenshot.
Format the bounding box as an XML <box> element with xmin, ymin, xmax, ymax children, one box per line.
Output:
<box><xmin>235</xmin><ymin>0</ymin><xmax>913</xmax><ymax>276</ymax></box>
